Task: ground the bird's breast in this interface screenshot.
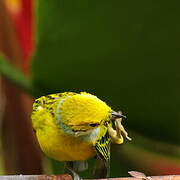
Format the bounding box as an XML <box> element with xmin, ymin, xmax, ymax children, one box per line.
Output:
<box><xmin>36</xmin><ymin>126</ymin><xmax>96</xmax><ymax>161</ymax></box>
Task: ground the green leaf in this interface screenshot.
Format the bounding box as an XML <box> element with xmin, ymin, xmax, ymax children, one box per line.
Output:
<box><xmin>0</xmin><ymin>55</ymin><xmax>35</xmax><ymax>95</ymax></box>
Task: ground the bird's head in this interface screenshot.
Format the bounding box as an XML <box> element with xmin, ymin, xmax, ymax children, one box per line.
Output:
<box><xmin>56</xmin><ymin>92</ymin><xmax>116</xmax><ymax>133</ymax></box>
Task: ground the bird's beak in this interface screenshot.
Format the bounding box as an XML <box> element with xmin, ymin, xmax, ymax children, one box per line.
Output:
<box><xmin>111</xmin><ymin>111</ymin><xmax>126</xmax><ymax>119</ymax></box>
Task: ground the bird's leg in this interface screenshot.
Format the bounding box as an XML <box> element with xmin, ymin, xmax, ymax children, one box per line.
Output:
<box><xmin>64</xmin><ymin>161</ymin><xmax>82</xmax><ymax>180</ymax></box>
<box><xmin>72</xmin><ymin>161</ymin><xmax>88</xmax><ymax>172</ymax></box>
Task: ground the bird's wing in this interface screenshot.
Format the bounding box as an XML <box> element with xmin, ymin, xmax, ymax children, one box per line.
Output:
<box><xmin>95</xmin><ymin>131</ymin><xmax>111</xmax><ymax>161</ymax></box>
<box><xmin>94</xmin><ymin>131</ymin><xmax>111</xmax><ymax>178</ymax></box>
<box><xmin>31</xmin><ymin>94</ymin><xmax>64</xmax><ymax>130</ymax></box>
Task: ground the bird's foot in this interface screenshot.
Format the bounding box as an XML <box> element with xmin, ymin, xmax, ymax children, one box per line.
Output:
<box><xmin>71</xmin><ymin>171</ymin><xmax>82</xmax><ymax>180</ymax></box>
<box><xmin>64</xmin><ymin>161</ymin><xmax>83</xmax><ymax>180</ymax></box>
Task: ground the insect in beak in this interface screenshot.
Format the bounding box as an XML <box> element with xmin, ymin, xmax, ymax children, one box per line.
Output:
<box><xmin>108</xmin><ymin>111</ymin><xmax>132</xmax><ymax>144</ymax></box>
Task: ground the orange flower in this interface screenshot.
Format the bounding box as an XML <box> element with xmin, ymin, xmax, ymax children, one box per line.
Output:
<box><xmin>5</xmin><ymin>0</ymin><xmax>34</xmax><ymax>73</ymax></box>
<box><xmin>5</xmin><ymin>0</ymin><xmax>22</xmax><ymax>15</ymax></box>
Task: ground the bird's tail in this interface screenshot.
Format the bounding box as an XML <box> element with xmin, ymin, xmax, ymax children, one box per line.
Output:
<box><xmin>93</xmin><ymin>156</ymin><xmax>110</xmax><ymax>178</ymax></box>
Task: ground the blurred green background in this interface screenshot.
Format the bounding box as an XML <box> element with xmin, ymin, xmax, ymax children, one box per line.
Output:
<box><xmin>0</xmin><ymin>0</ymin><xmax>180</xmax><ymax>178</ymax></box>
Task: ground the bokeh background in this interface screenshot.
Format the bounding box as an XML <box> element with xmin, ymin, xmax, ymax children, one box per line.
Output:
<box><xmin>0</xmin><ymin>0</ymin><xmax>180</xmax><ymax>177</ymax></box>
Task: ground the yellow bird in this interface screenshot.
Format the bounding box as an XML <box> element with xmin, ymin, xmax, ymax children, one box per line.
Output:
<box><xmin>31</xmin><ymin>92</ymin><xmax>131</xmax><ymax>179</ymax></box>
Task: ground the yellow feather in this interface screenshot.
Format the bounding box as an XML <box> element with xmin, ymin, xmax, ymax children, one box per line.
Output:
<box><xmin>31</xmin><ymin>92</ymin><xmax>112</xmax><ymax>161</ymax></box>
<box><xmin>59</xmin><ymin>92</ymin><xmax>112</xmax><ymax>130</ymax></box>
<box><xmin>36</xmin><ymin>125</ymin><xmax>96</xmax><ymax>161</ymax></box>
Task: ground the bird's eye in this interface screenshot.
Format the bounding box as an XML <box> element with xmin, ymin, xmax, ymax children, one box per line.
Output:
<box><xmin>89</xmin><ymin>123</ymin><xmax>99</xmax><ymax>127</ymax></box>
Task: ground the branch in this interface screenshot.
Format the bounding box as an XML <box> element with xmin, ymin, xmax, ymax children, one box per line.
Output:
<box><xmin>0</xmin><ymin>174</ymin><xmax>179</xmax><ymax>180</ymax></box>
